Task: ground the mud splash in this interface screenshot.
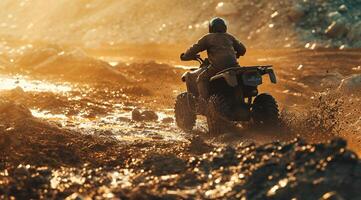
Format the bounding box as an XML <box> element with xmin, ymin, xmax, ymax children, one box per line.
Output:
<box><xmin>0</xmin><ymin>40</ymin><xmax>361</xmax><ymax>199</ymax></box>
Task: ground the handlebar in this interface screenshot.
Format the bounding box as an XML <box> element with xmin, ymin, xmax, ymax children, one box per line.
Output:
<box><xmin>180</xmin><ymin>53</ymin><xmax>204</xmax><ymax>63</ymax></box>
<box><xmin>181</xmin><ymin>54</ymin><xmax>272</xmax><ymax>72</ymax></box>
<box><xmin>194</xmin><ymin>55</ymin><xmax>204</xmax><ymax>65</ymax></box>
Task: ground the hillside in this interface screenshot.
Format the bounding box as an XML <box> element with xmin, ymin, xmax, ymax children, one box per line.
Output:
<box><xmin>0</xmin><ymin>0</ymin><xmax>360</xmax><ymax>49</ymax></box>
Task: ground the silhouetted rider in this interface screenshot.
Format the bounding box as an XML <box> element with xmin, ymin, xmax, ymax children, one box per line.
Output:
<box><xmin>181</xmin><ymin>17</ymin><xmax>246</xmax><ymax>102</ymax></box>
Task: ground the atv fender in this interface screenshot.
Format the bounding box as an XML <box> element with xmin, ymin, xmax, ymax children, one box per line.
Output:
<box><xmin>182</xmin><ymin>68</ymin><xmax>203</xmax><ymax>82</ymax></box>
<box><xmin>182</xmin><ymin>70</ymin><xmax>201</xmax><ymax>96</ymax></box>
<box><xmin>210</xmin><ymin>71</ymin><xmax>238</xmax><ymax>87</ymax></box>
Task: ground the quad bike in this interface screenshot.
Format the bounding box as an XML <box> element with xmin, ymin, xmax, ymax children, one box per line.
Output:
<box><xmin>174</xmin><ymin>55</ymin><xmax>280</xmax><ymax>134</ymax></box>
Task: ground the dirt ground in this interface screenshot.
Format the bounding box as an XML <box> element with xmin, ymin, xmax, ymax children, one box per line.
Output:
<box><xmin>0</xmin><ymin>40</ymin><xmax>360</xmax><ymax>199</ymax></box>
<box><xmin>0</xmin><ymin>0</ymin><xmax>361</xmax><ymax>198</ymax></box>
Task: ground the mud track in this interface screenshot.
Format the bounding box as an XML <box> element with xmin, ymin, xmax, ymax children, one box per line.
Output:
<box><xmin>0</xmin><ymin>44</ymin><xmax>361</xmax><ymax>199</ymax></box>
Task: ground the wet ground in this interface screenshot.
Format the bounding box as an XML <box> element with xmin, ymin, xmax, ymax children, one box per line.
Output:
<box><xmin>0</xmin><ymin>45</ymin><xmax>361</xmax><ymax>199</ymax></box>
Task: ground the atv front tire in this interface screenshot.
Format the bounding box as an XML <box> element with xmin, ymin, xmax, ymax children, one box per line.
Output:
<box><xmin>207</xmin><ymin>95</ymin><xmax>231</xmax><ymax>135</ymax></box>
<box><xmin>175</xmin><ymin>92</ymin><xmax>196</xmax><ymax>132</ymax></box>
<box><xmin>252</xmin><ymin>93</ymin><xmax>279</xmax><ymax>129</ymax></box>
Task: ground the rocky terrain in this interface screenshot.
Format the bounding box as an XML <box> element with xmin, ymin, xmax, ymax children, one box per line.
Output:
<box><xmin>0</xmin><ymin>0</ymin><xmax>361</xmax><ymax>48</ymax></box>
<box><xmin>0</xmin><ymin>45</ymin><xmax>360</xmax><ymax>199</ymax></box>
<box><xmin>0</xmin><ymin>0</ymin><xmax>361</xmax><ymax>199</ymax></box>
<box><xmin>0</xmin><ymin>96</ymin><xmax>361</xmax><ymax>200</ymax></box>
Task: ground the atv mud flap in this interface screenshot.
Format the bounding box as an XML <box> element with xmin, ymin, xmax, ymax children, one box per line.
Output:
<box><xmin>266</xmin><ymin>69</ymin><xmax>277</xmax><ymax>84</ymax></box>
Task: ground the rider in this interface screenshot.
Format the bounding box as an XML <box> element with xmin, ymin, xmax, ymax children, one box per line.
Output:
<box><xmin>181</xmin><ymin>17</ymin><xmax>246</xmax><ymax>102</ymax></box>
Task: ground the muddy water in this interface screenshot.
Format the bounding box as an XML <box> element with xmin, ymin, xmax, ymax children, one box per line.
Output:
<box><xmin>2</xmin><ymin>47</ymin><xmax>360</xmax><ymax>151</ymax></box>
<box><xmin>1</xmin><ymin>46</ymin><xmax>361</xmax><ymax>199</ymax></box>
<box><xmin>0</xmin><ymin>75</ymin><xmax>72</xmax><ymax>93</ymax></box>
<box><xmin>0</xmin><ymin>74</ymin><xmax>188</xmax><ymax>143</ymax></box>
<box><xmin>93</xmin><ymin>46</ymin><xmax>361</xmax><ymax>136</ymax></box>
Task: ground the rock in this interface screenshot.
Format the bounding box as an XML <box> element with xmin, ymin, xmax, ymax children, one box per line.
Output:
<box><xmin>13</xmin><ymin>165</ymin><xmax>30</xmax><ymax>178</ymax></box>
<box><xmin>215</xmin><ymin>2</ymin><xmax>238</xmax><ymax>16</ymax></box>
<box><xmin>143</xmin><ymin>154</ymin><xmax>186</xmax><ymax>176</ymax></box>
<box><xmin>65</xmin><ymin>193</ymin><xmax>86</xmax><ymax>200</ymax></box>
<box><xmin>338</xmin><ymin>5</ymin><xmax>348</xmax><ymax>13</ymax></box>
<box><xmin>131</xmin><ymin>109</ymin><xmax>158</xmax><ymax>121</ymax></box>
<box><xmin>117</xmin><ymin>116</ymin><xmax>131</xmax><ymax>122</ymax></box>
<box><xmin>320</xmin><ymin>192</ymin><xmax>345</xmax><ymax>200</ymax></box>
<box><xmin>161</xmin><ymin>117</ymin><xmax>174</xmax><ymax>124</ymax></box>
<box><xmin>288</xmin><ymin>4</ymin><xmax>305</xmax><ymax>22</ymax></box>
<box><xmin>353</xmin><ymin>40</ymin><xmax>361</xmax><ymax>48</ymax></box>
<box><xmin>347</xmin><ymin>21</ymin><xmax>361</xmax><ymax>42</ymax></box>
<box><xmin>3</xmin><ymin>137</ymin><xmax>361</xmax><ymax>199</ymax></box>
<box><xmin>141</xmin><ymin>110</ymin><xmax>158</xmax><ymax>121</ymax></box>
<box><xmin>188</xmin><ymin>136</ymin><xmax>213</xmax><ymax>154</ymax></box>
<box><xmin>325</xmin><ymin>20</ymin><xmax>348</xmax><ymax>38</ymax></box>
<box><xmin>151</xmin><ymin>134</ymin><xmax>164</xmax><ymax>140</ymax></box>
<box><xmin>320</xmin><ymin>72</ymin><xmax>344</xmax><ymax>88</ymax></box>
<box><xmin>131</xmin><ymin>109</ymin><xmax>142</xmax><ymax>121</ymax></box>
<box><xmin>329</xmin><ymin>137</ymin><xmax>347</xmax><ymax>149</ymax></box>
<box><xmin>338</xmin><ymin>74</ymin><xmax>361</xmax><ymax>93</ymax></box>
<box><xmin>327</xmin><ymin>12</ymin><xmax>342</xmax><ymax>22</ymax></box>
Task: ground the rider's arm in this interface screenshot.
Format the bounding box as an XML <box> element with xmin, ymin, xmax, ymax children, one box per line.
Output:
<box><xmin>182</xmin><ymin>35</ymin><xmax>208</xmax><ymax>60</ymax></box>
<box><xmin>232</xmin><ymin>36</ymin><xmax>247</xmax><ymax>58</ymax></box>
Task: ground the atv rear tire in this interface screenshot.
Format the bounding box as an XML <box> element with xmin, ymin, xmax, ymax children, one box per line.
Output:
<box><xmin>175</xmin><ymin>92</ymin><xmax>196</xmax><ymax>132</ymax></box>
<box><xmin>252</xmin><ymin>93</ymin><xmax>279</xmax><ymax>128</ymax></box>
<box><xmin>207</xmin><ymin>95</ymin><xmax>231</xmax><ymax>135</ymax></box>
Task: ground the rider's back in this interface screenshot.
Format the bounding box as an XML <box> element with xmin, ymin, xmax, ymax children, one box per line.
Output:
<box><xmin>205</xmin><ymin>33</ymin><xmax>244</xmax><ymax>69</ymax></box>
<box><xmin>183</xmin><ymin>32</ymin><xmax>246</xmax><ymax>70</ymax></box>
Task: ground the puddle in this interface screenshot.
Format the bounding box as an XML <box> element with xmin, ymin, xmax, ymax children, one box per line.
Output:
<box><xmin>31</xmin><ymin>108</ymin><xmax>185</xmax><ymax>142</ymax></box>
<box><xmin>0</xmin><ymin>75</ymin><xmax>72</xmax><ymax>93</ymax></box>
<box><xmin>31</xmin><ymin>109</ymin><xmax>68</xmax><ymax>121</ymax></box>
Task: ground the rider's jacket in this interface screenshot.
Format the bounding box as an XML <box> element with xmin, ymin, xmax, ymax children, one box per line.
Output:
<box><xmin>183</xmin><ymin>33</ymin><xmax>246</xmax><ymax>70</ymax></box>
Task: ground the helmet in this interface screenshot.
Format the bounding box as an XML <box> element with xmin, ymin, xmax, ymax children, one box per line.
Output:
<box><xmin>209</xmin><ymin>17</ymin><xmax>227</xmax><ymax>33</ymax></box>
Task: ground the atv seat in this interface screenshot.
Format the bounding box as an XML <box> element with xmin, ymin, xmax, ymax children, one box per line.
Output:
<box><xmin>215</xmin><ymin>67</ymin><xmax>242</xmax><ymax>75</ymax></box>
<box><xmin>215</xmin><ymin>65</ymin><xmax>273</xmax><ymax>75</ymax></box>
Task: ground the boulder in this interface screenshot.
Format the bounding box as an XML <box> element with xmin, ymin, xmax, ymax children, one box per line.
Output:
<box><xmin>141</xmin><ymin>110</ymin><xmax>158</xmax><ymax>121</ymax></box>
<box><xmin>188</xmin><ymin>136</ymin><xmax>213</xmax><ymax>154</ymax></box>
<box><xmin>131</xmin><ymin>109</ymin><xmax>158</xmax><ymax>121</ymax></box>
<box><xmin>131</xmin><ymin>109</ymin><xmax>142</xmax><ymax>121</ymax></box>
<box><xmin>347</xmin><ymin>22</ymin><xmax>361</xmax><ymax>42</ymax></box>
<box><xmin>338</xmin><ymin>5</ymin><xmax>348</xmax><ymax>13</ymax></box>
<box><xmin>325</xmin><ymin>20</ymin><xmax>348</xmax><ymax>38</ymax></box>
<box><xmin>117</xmin><ymin>116</ymin><xmax>131</xmax><ymax>122</ymax></box>
<box><xmin>161</xmin><ymin>117</ymin><xmax>174</xmax><ymax>124</ymax></box>
<box><xmin>215</xmin><ymin>2</ymin><xmax>238</xmax><ymax>16</ymax></box>
<box><xmin>288</xmin><ymin>4</ymin><xmax>305</xmax><ymax>22</ymax></box>
<box><xmin>327</xmin><ymin>12</ymin><xmax>342</xmax><ymax>22</ymax></box>
<box><xmin>338</xmin><ymin>74</ymin><xmax>361</xmax><ymax>93</ymax></box>
<box><xmin>320</xmin><ymin>72</ymin><xmax>344</xmax><ymax>88</ymax></box>
<box><xmin>353</xmin><ymin>40</ymin><xmax>361</xmax><ymax>48</ymax></box>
